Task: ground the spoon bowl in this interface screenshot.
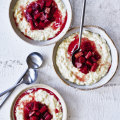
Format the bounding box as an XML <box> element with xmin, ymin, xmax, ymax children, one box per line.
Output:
<box><xmin>23</xmin><ymin>69</ymin><xmax>38</xmax><ymax>85</ymax></box>
<box><xmin>27</xmin><ymin>52</ymin><xmax>43</xmax><ymax>69</ymax></box>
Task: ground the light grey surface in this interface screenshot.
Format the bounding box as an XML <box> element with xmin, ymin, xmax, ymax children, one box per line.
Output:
<box><xmin>0</xmin><ymin>0</ymin><xmax>120</xmax><ymax>120</ymax></box>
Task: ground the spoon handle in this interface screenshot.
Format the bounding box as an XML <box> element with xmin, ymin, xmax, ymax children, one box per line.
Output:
<box><xmin>0</xmin><ymin>82</ymin><xmax>22</xmax><ymax>97</ymax></box>
<box><xmin>78</xmin><ymin>0</ymin><xmax>86</xmax><ymax>48</ymax></box>
<box><xmin>0</xmin><ymin>69</ymin><xmax>27</xmax><ymax>107</ymax></box>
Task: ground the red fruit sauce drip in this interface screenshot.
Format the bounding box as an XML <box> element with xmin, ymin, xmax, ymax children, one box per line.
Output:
<box><xmin>72</xmin><ymin>72</ymin><xmax>85</xmax><ymax>82</ymax></box>
<box><xmin>48</xmin><ymin>12</ymin><xmax>67</xmax><ymax>40</ymax></box>
<box><xmin>55</xmin><ymin>109</ymin><xmax>59</xmax><ymax>113</ymax></box>
<box><xmin>68</xmin><ymin>35</ymin><xmax>101</xmax><ymax>74</ymax></box>
<box><xmin>14</xmin><ymin>88</ymin><xmax>62</xmax><ymax>120</ymax></box>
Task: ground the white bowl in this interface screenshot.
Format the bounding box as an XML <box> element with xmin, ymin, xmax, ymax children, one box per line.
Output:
<box><xmin>53</xmin><ymin>26</ymin><xmax>119</xmax><ymax>90</ymax></box>
<box><xmin>10</xmin><ymin>84</ymin><xmax>67</xmax><ymax>120</ymax></box>
<box><xmin>9</xmin><ymin>0</ymin><xmax>72</xmax><ymax>46</ymax></box>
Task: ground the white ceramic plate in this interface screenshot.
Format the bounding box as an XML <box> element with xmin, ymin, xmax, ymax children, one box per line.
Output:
<box><xmin>53</xmin><ymin>26</ymin><xmax>118</xmax><ymax>90</ymax></box>
<box><xmin>10</xmin><ymin>84</ymin><xmax>67</xmax><ymax>120</ymax></box>
<box><xmin>9</xmin><ymin>0</ymin><xmax>72</xmax><ymax>46</ymax></box>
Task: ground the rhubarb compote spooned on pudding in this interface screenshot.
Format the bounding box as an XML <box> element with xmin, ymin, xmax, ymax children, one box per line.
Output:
<box><xmin>14</xmin><ymin>0</ymin><xmax>67</xmax><ymax>41</ymax></box>
<box><xmin>13</xmin><ymin>87</ymin><xmax>63</xmax><ymax>120</ymax></box>
<box><xmin>56</xmin><ymin>31</ymin><xmax>111</xmax><ymax>85</ymax></box>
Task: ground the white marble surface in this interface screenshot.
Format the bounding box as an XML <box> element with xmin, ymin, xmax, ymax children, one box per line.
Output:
<box><xmin>0</xmin><ymin>0</ymin><xmax>120</xmax><ymax>120</ymax></box>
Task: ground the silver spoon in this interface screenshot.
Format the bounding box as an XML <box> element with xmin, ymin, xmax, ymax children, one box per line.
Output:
<box><xmin>72</xmin><ymin>0</ymin><xmax>86</xmax><ymax>66</ymax></box>
<box><xmin>0</xmin><ymin>52</ymin><xmax>43</xmax><ymax>98</ymax></box>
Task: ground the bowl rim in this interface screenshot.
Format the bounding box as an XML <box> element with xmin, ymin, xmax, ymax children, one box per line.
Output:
<box><xmin>10</xmin><ymin>84</ymin><xmax>67</xmax><ymax>120</ymax></box>
<box><xmin>52</xmin><ymin>25</ymin><xmax>119</xmax><ymax>91</ymax></box>
<box><xmin>8</xmin><ymin>0</ymin><xmax>72</xmax><ymax>46</ymax></box>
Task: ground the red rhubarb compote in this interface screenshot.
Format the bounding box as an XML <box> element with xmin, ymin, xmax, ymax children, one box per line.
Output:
<box><xmin>68</xmin><ymin>35</ymin><xmax>101</xmax><ymax>74</ymax></box>
<box><xmin>14</xmin><ymin>88</ymin><xmax>63</xmax><ymax>120</ymax></box>
<box><xmin>25</xmin><ymin>0</ymin><xmax>66</xmax><ymax>31</ymax></box>
<box><xmin>23</xmin><ymin>101</ymin><xmax>52</xmax><ymax>120</ymax></box>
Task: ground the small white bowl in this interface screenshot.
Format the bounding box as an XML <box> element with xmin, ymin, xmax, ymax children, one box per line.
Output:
<box><xmin>10</xmin><ymin>84</ymin><xmax>67</xmax><ymax>120</ymax></box>
<box><xmin>53</xmin><ymin>26</ymin><xmax>119</xmax><ymax>90</ymax></box>
<box><xmin>9</xmin><ymin>0</ymin><xmax>72</xmax><ymax>46</ymax></box>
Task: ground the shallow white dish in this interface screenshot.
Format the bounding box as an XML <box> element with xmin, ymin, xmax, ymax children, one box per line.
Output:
<box><xmin>10</xmin><ymin>84</ymin><xmax>67</xmax><ymax>120</ymax></box>
<box><xmin>53</xmin><ymin>26</ymin><xmax>118</xmax><ymax>90</ymax></box>
<box><xmin>9</xmin><ymin>0</ymin><xmax>72</xmax><ymax>46</ymax></box>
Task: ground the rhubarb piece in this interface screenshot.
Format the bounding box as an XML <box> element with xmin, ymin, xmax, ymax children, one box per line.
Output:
<box><xmin>33</xmin><ymin>102</ymin><xmax>40</xmax><ymax>111</ymax></box>
<box><xmin>29</xmin><ymin>111</ymin><xmax>35</xmax><ymax>117</ymax></box>
<box><xmin>29</xmin><ymin>20</ymin><xmax>35</xmax><ymax>30</ymax></box>
<box><xmin>75</xmin><ymin>62</ymin><xmax>82</xmax><ymax>68</ymax></box>
<box><xmin>84</xmin><ymin>51</ymin><xmax>88</xmax><ymax>56</ymax></box>
<box><xmin>85</xmin><ymin>51</ymin><xmax>92</xmax><ymax>59</ymax></box>
<box><xmin>91</xmin><ymin>63</ymin><xmax>98</xmax><ymax>72</ymax></box>
<box><xmin>45</xmin><ymin>7</ymin><xmax>51</xmax><ymax>14</ymax></box>
<box><xmin>30</xmin><ymin>116</ymin><xmax>39</xmax><ymax>120</ymax></box>
<box><xmin>50</xmin><ymin>5</ymin><xmax>56</xmax><ymax>15</ymax></box>
<box><xmin>80</xmin><ymin>66</ymin><xmax>88</xmax><ymax>74</ymax></box>
<box><xmin>91</xmin><ymin>57</ymin><xmax>97</xmax><ymax>63</ymax></box>
<box><xmin>44</xmin><ymin>14</ymin><xmax>49</xmax><ymax>20</ymax></box>
<box><xmin>39</xmin><ymin>21</ymin><xmax>45</xmax><ymax>29</ymax></box>
<box><xmin>75</xmin><ymin>51</ymin><xmax>83</xmax><ymax>59</ymax></box>
<box><xmin>44</xmin><ymin>112</ymin><xmax>52</xmax><ymax>120</ymax></box>
<box><xmin>34</xmin><ymin>13</ymin><xmax>41</xmax><ymax>20</ymax></box>
<box><xmin>24</xmin><ymin>106</ymin><xmax>30</xmax><ymax>119</ymax></box>
<box><xmin>36</xmin><ymin>111</ymin><xmax>41</xmax><ymax>116</ymax></box>
<box><xmin>32</xmin><ymin>3</ymin><xmax>39</xmax><ymax>10</ymax></box>
<box><xmin>45</xmin><ymin>0</ymin><xmax>53</xmax><ymax>7</ymax></box>
<box><xmin>27</xmin><ymin>102</ymin><xmax>34</xmax><ymax>110</ymax></box>
<box><xmin>44</xmin><ymin>19</ymin><xmax>50</xmax><ymax>25</ymax></box>
<box><xmin>40</xmin><ymin>105</ymin><xmax>48</xmax><ymax>113</ymax></box>
<box><xmin>86</xmin><ymin>60</ymin><xmax>93</xmax><ymax>67</ymax></box>
<box><xmin>79</xmin><ymin>57</ymin><xmax>86</xmax><ymax>64</ymax></box>
<box><xmin>35</xmin><ymin>21</ymin><xmax>39</xmax><ymax>27</ymax></box>
<box><xmin>38</xmin><ymin>0</ymin><xmax>45</xmax><ymax>10</ymax></box>
<box><xmin>40</xmin><ymin>12</ymin><xmax>46</xmax><ymax>21</ymax></box>
<box><xmin>34</xmin><ymin>10</ymin><xmax>39</xmax><ymax>15</ymax></box>
<box><xmin>27</xmin><ymin>8</ymin><xmax>33</xmax><ymax>14</ymax></box>
<box><xmin>25</xmin><ymin>13</ymin><xmax>32</xmax><ymax>21</ymax></box>
<box><xmin>93</xmin><ymin>51</ymin><xmax>101</xmax><ymax>60</ymax></box>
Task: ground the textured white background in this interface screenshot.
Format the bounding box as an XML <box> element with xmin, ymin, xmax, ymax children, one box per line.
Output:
<box><xmin>0</xmin><ymin>0</ymin><xmax>120</xmax><ymax>120</ymax></box>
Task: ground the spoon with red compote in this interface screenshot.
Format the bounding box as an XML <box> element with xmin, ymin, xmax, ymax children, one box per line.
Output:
<box><xmin>72</xmin><ymin>0</ymin><xmax>86</xmax><ymax>66</ymax></box>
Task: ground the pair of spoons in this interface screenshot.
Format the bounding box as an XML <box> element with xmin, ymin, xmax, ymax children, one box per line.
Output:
<box><xmin>0</xmin><ymin>52</ymin><xmax>43</xmax><ymax>107</ymax></box>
